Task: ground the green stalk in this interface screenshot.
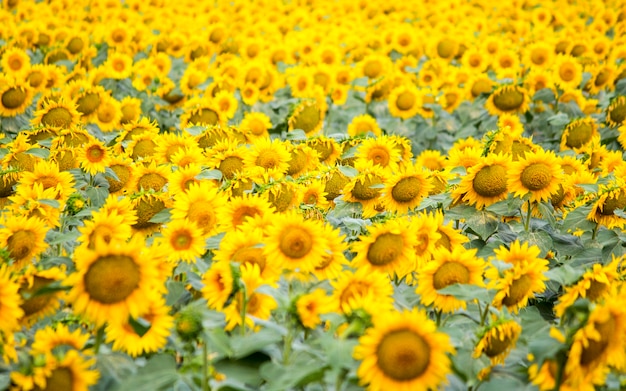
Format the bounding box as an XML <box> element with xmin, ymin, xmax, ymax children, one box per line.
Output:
<box><xmin>202</xmin><ymin>341</ymin><xmax>210</xmax><ymax>391</ymax></box>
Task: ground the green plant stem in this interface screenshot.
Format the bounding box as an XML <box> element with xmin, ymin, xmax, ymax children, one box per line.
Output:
<box><xmin>335</xmin><ymin>368</ymin><xmax>348</xmax><ymax>391</ymax></box>
<box><xmin>552</xmin><ymin>350</ymin><xmax>567</xmax><ymax>391</ymax></box>
<box><xmin>479</xmin><ymin>303</ymin><xmax>490</xmax><ymax>327</ymax></box>
<box><xmin>94</xmin><ymin>326</ymin><xmax>104</xmax><ymax>354</ymax></box>
<box><xmin>524</xmin><ymin>200</ymin><xmax>532</xmax><ymax>232</ymax></box>
<box><xmin>239</xmin><ymin>285</ymin><xmax>248</xmax><ymax>337</ymax></box>
<box><xmin>435</xmin><ymin>309</ymin><xmax>442</xmax><ymax>327</ymax></box>
<box><xmin>202</xmin><ymin>341</ymin><xmax>211</xmax><ymax>391</ymax></box>
<box><xmin>591</xmin><ymin>222</ymin><xmax>599</xmax><ymax>241</ymax></box>
<box><xmin>283</xmin><ymin>324</ymin><xmax>293</xmax><ymax>365</ymax></box>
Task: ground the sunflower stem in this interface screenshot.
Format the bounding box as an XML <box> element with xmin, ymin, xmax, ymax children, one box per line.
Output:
<box><xmin>435</xmin><ymin>309</ymin><xmax>442</xmax><ymax>327</ymax></box>
<box><xmin>283</xmin><ymin>321</ymin><xmax>293</xmax><ymax>365</ymax></box>
<box><xmin>202</xmin><ymin>339</ymin><xmax>211</xmax><ymax>391</ymax></box>
<box><xmin>524</xmin><ymin>200</ymin><xmax>532</xmax><ymax>232</ymax></box>
<box><xmin>335</xmin><ymin>368</ymin><xmax>348</xmax><ymax>391</ymax></box>
<box><xmin>239</xmin><ymin>284</ymin><xmax>248</xmax><ymax>337</ymax></box>
<box><xmin>479</xmin><ymin>303</ymin><xmax>490</xmax><ymax>327</ymax></box>
<box><xmin>591</xmin><ymin>222</ymin><xmax>599</xmax><ymax>241</ymax></box>
<box><xmin>94</xmin><ymin>326</ymin><xmax>105</xmax><ymax>354</ymax></box>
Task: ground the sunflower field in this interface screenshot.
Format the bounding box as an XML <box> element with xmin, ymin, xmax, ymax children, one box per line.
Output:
<box><xmin>2</xmin><ymin>0</ymin><xmax>626</xmax><ymax>390</ymax></box>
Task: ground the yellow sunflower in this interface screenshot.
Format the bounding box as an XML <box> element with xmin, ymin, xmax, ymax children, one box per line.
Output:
<box><xmin>106</xmin><ymin>296</ymin><xmax>174</xmax><ymax>357</ymax></box>
<box><xmin>587</xmin><ymin>183</ymin><xmax>626</xmax><ymax>229</ymax></box>
<box><xmin>286</xmin><ymin>143</ymin><xmax>321</xmax><ymax>178</ymax></box>
<box><xmin>452</xmin><ymin>153</ymin><xmax>511</xmax><ymax>209</ymax></box>
<box><xmin>410</xmin><ymin>211</ymin><xmax>442</xmax><ymax>266</ymax></box>
<box><xmin>296</xmin><ymin>288</ymin><xmax>334</xmax><ymax>329</ymax></box>
<box><xmin>243</xmin><ymin>137</ymin><xmax>291</xmax><ymax>181</ymax></box>
<box><xmin>560</xmin><ymin>117</ymin><xmax>599</xmax><ymax>152</ymax></box>
<box><xmin>263</xmin><ymin>211</ymin><xmax>329</xmax><ymax>275</ymax></box>
<box><xmin>416</xmin><ymin>246</ymin><xmax>486</xmax><ymax>313</ymax></box>
<box><xmin>105</xmin><ymin>155</ymin><xmax>135</xmax><ymax>194</ymax></box>
<box><xmin>18</xmin><ymin>265</ymin><xmax>66</xmax><ymax>326</ymax></box>
<box><xmin>354</xmin><ymin>308</ymin><xmax>454</xmax><ymax>391</ymax></box>
<box><xmin>330</xmin><ymin>268</ymin><xmax>395</xmax><ymax>317</ymax></box>
<box><xmin>342</xmin><ymin>161</ymin><xmax>388</xmax><ymax>218</ymax></box>
<box><xmin>202</xmin><ymin>260</ymin><xmax>235</xmax><ymax>311</ymax></box>
<box><xmin>130</xmin><ymin>192</ymin><xmax>169</xmax><ymax>234</ymax></box>
<box><xmin>0</xmin><ymin>215</ymin><xmax>48</xmax><ymax>269</ymax></box>
<box><xmin>31</xmin><ymin>98</ymin><xmax>81</xmax><ymax>129</ymax></box>
<box><xmin>65</xmin><ymin>235</ymin><xmax>161</xmax><ymax>327</ymax></box>
<box><xmin>298</xmin><ymin>179</ymin><xmax>330</xmax><ymax>210</ymax></box>
<box><xmin>552</xmin><ymin>54</ymin><xmax>583</xmax><ymax>89</ymax></box>
<box><xmin>216</xmin><ymin>192</ymin><xmax>275</xmax><ymax>232</ymax></box>
<box><xmin>171</xmin><ymin>181</ymin><xmax>227</xmax><ymax>236</ymax></box>
<box><xmin>351</xmin><ymin>217</ymin><xmax>418</xmax><ymax>279</ymax></box>
<box><xmin>474</xmin><ymin>318</ymin><xmax>522</xmax><ymax>365</ymax></box>
<box><xmin>0</xmin><ymin>265</ymin><xmax>23</xmax><ymax>334</ymax></box>
<box><xmin>354</xmin><ymin>135</ymin><xmax>402</xmax><ymax>172</ymax></box>
<box><xmin>312</xmin><ymin>224</ymin><xmax>348</xmax><ymax>281</ymax></box>
<box><xmin>288</xmin><ymin>99</ymin><xmax>325</xmax><ymax>136</ymax></box>
<box><xmin>388</xmin><ymin>84</ymin><xmax>421</xmax><ymax>120</ymax></box>
<box><xmin>30</xmin><ymin>323</ymin><xmax>90</xmax><ymax>356</ymax></box>
<box><xmin>33</xmin><ymin>350</ymin><xmax>99</xmax><ymax>391</ymax></box>
<box><xmin>485</xmin><ymin>85</ymin><xmax>530</xmax><ymax>116</ymax></box>
<box><xmin>432</xmin><ymin>210</ymin><xmax>469</xmax><ymax>251</ymax></box>
<box><xmin>1</xmin><ymin>46</ymin><xmax>31</xmax><ymax>79</ymax></box>
<box><xmin>159</xmin><ymin>219</ymin><xmax>206</xmax><ymax>263</ymax></box>
<box><xmin>77</xmin><ymin>209</ymin><xmax>132</xmax><ymax>251</ymax></box>
<box><xmin>128</xmin><ymin>160</ymin><xmax>170</xmax><ymax>192</ymax></box>
<box><xmin>0</xmin><ymin>79</ymin><xmax>34</xmax><ymax>117</ymax></box>
<box><xmin>486</xmin><ymin>253</ymin><xmax>549</xmax><ymax>313</ymax></box>
<box><xmin>16</xmin><ymin>159</ymin><xmax>76</xmax><ymax>203</ymax></box>
<box><xmin>507</xmin><ymin>148</ymin><xmax>564</xmax><ymax>203</ymax></box>
<box><xmin>240</xmin><ymin>112</ymin><xmax>272</xmax><ymax>142</ymax></box>
<box><xmin>77</xmin><ymin>139</ymin><xmax>110</xmax><ymax>175</ymax></box>
<box><xmin>347</xmin><ymin>114</ymin><xmax>382</xmax><ymax>137</ymax></box>
<box><xmin>154</xmin><ymin>131</ymin><xmax>199</xmax><ymax>164</ymax></box>
<box><xmin>605</xmin><ymin>95</ymin><xmax>626</xmax><ymax>127</ymax></box>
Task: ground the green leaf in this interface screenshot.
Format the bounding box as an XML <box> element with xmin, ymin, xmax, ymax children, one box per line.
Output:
<box><xmin>547</xmin><ymin>112</ymin><xmax>570</xmax><ymax>127</ymax></box>
<box><xmin>285</xmin><ymin>129</ymin><xmax>307</xmax><ymax>140</ymax></box>
<box><xmin>128</xmin><ymin>316</ymin><xmax>151</xmax><ymax>337</ymax></box>
<box><xmin>184</xmin><ymin>125</ymin><xmax>206</xmax><ymax>136</ymax></box>
<box><xmin>205</xmin><ymin>327</ymin><xmax>234</xmax><ymax>357</ymax></box>
<box><xmin>465</xmin><ymin>210</ymin><xmax>499</xmax><ymax>240</ymax></box>
<box><xmin>165</xmin><ymin>280</ymin><xmax>188</xmax><ymax>306</ymax></box>
<box><xmin>195</xmin><ymin>169</ymin><xmax>223</xmax><ymax>181</ymax></box>
<box><xmin>148</xmin><ymin>208</ymin><xmax>172</xmax><ymax>223</ymax></box>
<box><xmin>25</xmin><ymin>147</ymin><xmax>50</xmax><ymax>159</ymax></box>
<box><xmin>39</xmin><ymin>198</ymin><xmax>60</xmax><ymax>208</ymax></box>
<box><xmin>536</xmin><ymin>202</ymin><xmax>557</xmax><ymax>228</ymax></box>
<box><xmin>544</xmin><ymin>264</ymin><xmax>583</xmax><ymax>286</ymax></box>
<box><xmin>111</xmin><ymin>355</ymin><xmax>178</xmax><ymax>391</ymax></box>
<box><xmin>437</xmin><ymin>283</ymin><xmax>494</xmax><ymax>303</ymax></box>
<box><xmin>518</xmin><ymin>230</ymin><xmax>553</xmax><ymax>257</ymax></box>
<box><xmin>561</xmin><ymin>205</ymin><xmax>596</xmax><ymax>233</ymax></box>
<box><xmin>338</xmin><ymin>165</ymin><xmax>358</xmax><ymax>177</ymax></box>
<box><xmin>229</xmin><ymin>328</ymin><xmax>283</xmax><ymax>359</ymax></box>
<box><xmin>260</xmin><ymin>353</ymin><xmax>327</xmax><ymax>391</ymax></box>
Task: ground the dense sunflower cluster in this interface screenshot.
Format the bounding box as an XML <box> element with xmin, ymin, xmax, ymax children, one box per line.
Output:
<box><xmin>1</xmin><ymin>0</ymin><xmax>626</xmax><ymax>390</ymax></box>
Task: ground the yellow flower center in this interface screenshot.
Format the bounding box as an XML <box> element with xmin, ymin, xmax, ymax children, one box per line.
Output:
<box><xmin>41</xmin><ymin>107</ymin><xmax>73</xmax><ymax>128</ymax></box>
<box><xmin>189</xmin><ymin>108</ymin><xmax>219</xmax><ymax>125</ymax></box>
<box><xmin>133</xmin><ymin>197</ymin><xmax>166</xmax><ymax>229</ymax></box>
<box><xmin>256</xmin><ymin>149</ymin><xmax>281</xmax><ymax>170</ymax></box>
<box><xmin>352</xmin><ymin>176</ymin><xmax>383</xmax><ymax>201</ymax></box>
<box><xmin>580</xmin><ymin>317</ymin><xmax>615</xmax><ymax>366</ymax></box>
<box><xmin>171</xmin><ymin>229</ymin><xmax>193</xmax><ymax>250</ymax></box>
<box><xmin>493</xmin><ymin>88</ymin><xmax>524</xmax><ymax>111</ymax></box>
<box><xmin>471</xmin><ymin>79</ymin><xmax>492</xmax><ymax>97</ymax></box>
<box><xmin>268</xmin><ymin>187</ymin><xmax>295</xmax><ymax>212</ymax></box>
<box><xmin>395</xmin><ymin>91</ymin><xmax>416</xmax><ymax>111</ymax></box>
<box><xmin>437</xmin><ymin>38</ymin><xmax>456</xmax><ymax>59</ymax></box>
<box><xmin>324</xmin><ymin>171</ymin><xmax>348</xmax><ymax>201</ymax></box>
<box><xmin>473</xmin><ymin>164</ymin><xmax>508</xmax><ymax>197</ymax></box>
<box><xmin>585</xmin><ymin>279</ymin><xmax>608</xmax><ymax>301</ymax></box>
<box><xmin>38</xmin><ymin>367</ymin><xmax>73</xmax><ymax>391</ymax></box>
<box><xmin>231</xmin><ymin>205</ymin><xmax>261</xmax><ymax>228</ymax></box>
<box><xmin>291</xmin><ymin>103</ymin><xmax>321</xmax><ymax>134</ymax></box>
<box><xmin>599</xmin><ymin>191</ymin><xmax>626</xmax><ymax>216</ymax></box>
<box><xmin>376</xmin><ymin>329</ymin><xmax>431</xmax><ymax>381</ymax></box>
<box><xmin>565</xmin><ymin>121</ymin><xmax>593</xmax><ymax>148</ymax></box>
<box><xmin>279</xmin><ymin>226</ymin><xmax>312</xmax><ymax>259</ymax></box>
<box><xmin>484</xmin><ymin>331</ymin><xmax>513</xmax><ymax>358</ymax></box>
<box><xmin>84</xmin><ymin>254</ymin><xmax>140</xmax><ymax>304</ymax></box>
<box><xmin>433</xmin><ymin>261</ymin><xmax>470</xmax><ymax>289</ymax></box>
<box><xmin>608</xmin><ymin>101</ymin><xmax>626</xmax><ymax>125</ymax></box>
<box><xmin>233</xmin><ymin>247</ymin><xmax>267</xmax><ymax>273</ymax></box>
<box><xmin>131</xmin><ymin>139</ymin><xmax>157</xmax><ymax>160</ymax></box>
<box><xmin>106</xmin><ymin>164</ymin><xmax>131</xmax><ymax>193</ymax></box>
<box><xmin>502</xmin><ymin>274</ymin><xmax>533</xmax><ymax>307</ymax></box>
<box><xmin>20</xmin><ymin>276</ymin><xmax>56</xmax><ymax>317</ymax></box>
<box><xmin>187</xmin><ymin>202</ymin><xmax>217</xmax><ymax>230</ymax></box>
<box><xmin>7</xmin><ymin>229</ymin><xmax>35</xmax><ymax>261</ymax></box>
<box><xmin>391</xmin><ymin>176</ymin><xmax>422</xmax><ymax>203</ymax></box>
<box><xmin>559</xmin><ymin>63</ymin><xmax>576</xmax><ymax>81</ymax></box>
<box><xmin>215</xmin><ymin>156</ymin><xmax>243</xmax><ymax>180</ymax></box>
<box><xmin>363</xmin><ymin>60</ymin><xmax>383</xmax><ymax>79</ymax></box>
<box><xmin>520</xmin><ymin>163</ymin><xmax>552</xmax><ymax>191</ymax></box>
<box><xmin>2</xmin><ymin>87</ymin><xmax>27</xmax><ymax>109</ymax></box>
<box><xmin>77</xmin><ymin>93</ymin><xmax>101</xmax><ymax>116</ymax></box>
<box><xmin>137</xmin><ymin>172</ymin><xmax>167</xmax><ymax>192</ymax></box>
<box><xmin>530</xmin><ymin>48</ymin><xmax>548</xmax><ymax>65</ymax></box>
<box><xmin>367</xmin><ymin>233</ymin><xmax>404</xmax><ymax>266</ymax></box>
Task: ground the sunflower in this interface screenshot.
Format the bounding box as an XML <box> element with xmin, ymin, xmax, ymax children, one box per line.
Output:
<box><xmin>465</xmin><ymin>73</ymin><xmax>494</xmax><ymax>99</ymax></box>
<box><xmin>298</xmin><ymin>179</ymin><xmax>330</xmax><ymax>209</ymax></box>
<box><xmin>288</xmin><ymin>99</ymin><xmax>325</xmax><ymax>136</ymax></box>
<box><xmin>432</xmin><ymin>210</ymin><xmax>469</xmax><ymax>251</ymax></box>
<box><xmin>330</xmin><ymin>268</ymin><xmax>395</xmax><ymax>317</ymax></box>
<box><xmin>552</xmin><ymin>54</ymin><xmax>583</xmax><ymax>89</ymax></box>
<box><xmin>77</xmin><ymin>139</ymin><xmax>110</xmax><ymax>176</ymax></box>
<box><xmin>354</xmin><ymin>308</ymin><xmax>454</xmax><ymax>391</ymax></box>
<box><xmin>202</xmin><ymin>260</ymin><xmax>235</xmax><ymax>311</ymax></box>
<box><xmin>65</xmin><ymin>235</ymin><xmax>160</xmax><ymax>327</ymax></box>
<box><xmin>180</xmin><ymin>103</ymin><xmax>223</xmax><ymax>129</ymax></box>
<box><xmin>410</xmin><ymin>211</ymin><xmax>442</xmax><ymax>266</ymax></box>
<box><xmin>347</xmin><ymin>114</ymin><xmax>382</xmax><ymax>137</ymax></box>
<box><xmin>243</xmin><ymin>137</ymin><xmax>291</xmax><ymax>181</ymax></box>
<box><xmin>117</xmin><ymin>117</ymin><xmax>160</xmax><ymax>143</ymax></box>
<box><xmin>285</xmin><ymin>143</ymin><xmax>320</xmax><ymax>178</ymax></box>
<box><xmin>522</xmin><ymin>41</ymin><xmax>555</xmax><ymax>70</ymax></box>
<box><xmin>168</xmin><ymin>164</ymin><xmax>202</xmax><ymax>195</ymax></box>
<box><xmin>0</xmin><ymin>215</ymin><xmax>48</xmax><ymax>269</ymax></box>
<box><xmin>359</xmin><ymin>54</ymin><xmax>391</xmax><ymax>80</ymax></box>
<box><xmin>105</xmin><ymin>155</ymin><xmax>135</xmax><ymax>194</ymax></box>
<box><xmin>296</xmin><ymin>288</ymin><xmax>333</xmax><ymax>329</ymax></box>
<box><xmin>507</xmin><ymin>148</ymin><xmax>564</xmax><ymax>203</ymax></box>
<box><xmin>416</xmin><ymin>247</ymin><xmax>486</xmax><ymax>313</ymax></box>
<box><xmin>171</xmin><ymin>181</ymin><xmax>227</xmax><ymax>236</ymax></box>
<box><xmin>77</xmin><ymin>209</ymin><xmax>132</xmax><ymax>251</ymax></box>
<box><xmin>130</xmin><ymin>192</ymin><xmax>169</xmax><ymax>234</ymax></box>
<box><xmin>102</xmin><ymin>194</ymin><xmax>139</xmax><ymax>227</ymax></box>
<box><xmin>106</xmin><ymin>296</ymin><xmax>174</xmax><ymax>357</ymax></box>
<box><xmin>30</xmin><ymin>323</ymin><xmax>90</xmax><ymax>356</ymax></box>
<box><xmin>351</xmin><ymin>217</ymin><xmax>418</xmax><ymax>279</ymax></box>
<box><xmin>554</xmin><ymin>256</ymin><xmax>622</xmax><ymax>318</ymax></box>
<box><xmin>263</xmin><ymin>211</ymin><xmax>329</xmax><ymax>275</ymax></box>
<box><xmin>216</xmin><ymin>192</ymin><xmax>275</xmax><ymax>232</ymax></box>
<box><xmin>154</xmin><ymin>131</ymin><xmax>198</xmax><ymax>164</ymax></box>
<box><xmin>354</xmin><ymin>135</ymin><xmax>402</xmax><ymax>172</ymax></box>
<box><xmin>0</xmin><ymin>79</ymin><xmax>33</xmax><ymax>117</ymax></box>
<box><xmin>159</xmin><ymin>219</ymin><xmax>206</xmax><ymax>263</ymax></box>
<box><xmin>365</xmin><ymin>76</ymin><xmax>394</xmax><ymax>103</ymax></box>
<box><xmin>31</xmin><ymin>98</ymin><xmax>81</xmax><ymax>129</ymax></box>
<box><xmin>560</xmin><ymin>118</ymin><xmax>598</xmax><ymax>152</ymax></box>
<box><xmin>18</xmin><ymin>265</ymin><xmax>66</xmax><ymax>326</ymax></box>
<box><xmin>342</xmin><ymin>161</ymin><xmax>388</xmax><ymax>218</ymax></box>
<box><xmin>388</xmin><ymin>84</ymin><xmax>421</xmax><ymax>120</ymax></box>
<box><xmin>16</xmin><ymin>160</ymin><xmax>75</xmax><ymax>203</ymax></box>
<box><xmin>606</xmin><ymin>96</ymin><xmax>626</xmax><ymax>128</ymax></box>
<box><xmin>222</xmin><ymin>265</ymin><xmax>277</xmax><ymax>332</ymax></box>
<box><xmin>119</xmin><ymin>97</ymin><xmax>142</xmax><ymax>125</ymax></box>
<box><xmin>128</xmin><ymin>161</ymin><xmax>169</xmax><ymax>192</ymax></box>
<box><xmin>103</xmin><ymin>51</ymin><xmax>133</xmax><ymax>80</ymax></box>
<box><xmin>0</xmin><ymin>265</ymin><xmax>23</xmax><ymax>334</ymax></box>
<box><xmin>415</xmin><ymin>149</ymin><xmax>446</xmax><ymax>172</ymax></box>
<box><xmin>474</xmin><ymin>318</ymin><xmax>522</xmax><ymax>365</ymax></box>
<box><xmin>453</xmin><ymin>153</ymin><xmax>511</xmax><ymax>209</ymax></box>
<box><xmin>33</xmin><ymin>349</ymin><xmax>99</xmax><ymax>391</ymax></box>
<box><xmin>240</xmin><ymin>112</ymin><xmax>272</xmax><ymax>142</ymax></box>
<box><xmin>323</xmin><ymin>168</ymin><xmax>349</xmax><ymax>203</ymax></box>
<box><xmin>1</xmin><ymin>46</ymin><xmax>31</xmax><ymax>78</ymax></box>
<box><xmin>485</xmin><ymin>85</ymin><xmax>530</xmax><ymax>116</ymax></box>
<box><xmin>312</xmin><ymin>224</ymin><xmax>348</xmax><ymax>281</ymax></box>
<box><xmin>564</xmin><ymin>297</ymin><xmax>626</xmax><ymax>389</ymax></box>
<box><xmin>587</xmin><ymin>183</ymin><xmax>626</xmax><ymax>229</ymax></box>
<box><xmin>306</xmin><ymin>136</ymin><xmax>342</xmax><ymax>166</ymax></box>
<box><xmin>486</xmin><ymin>252</ymin><xmax>549</xmax><ymax>314</ymax></box>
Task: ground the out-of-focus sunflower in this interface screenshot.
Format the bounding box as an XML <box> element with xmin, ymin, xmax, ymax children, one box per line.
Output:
<box><xmin>77</xmin><ymin>209</ymin><xmax>132</xmax><ymax>251</ymax></box>
<box><xmin>388</xmin><ymin>84</ymin><xmax>421</xmax><ymax>120</ymax></box>
<box><xmin>171</xmin><ymin>181</ymin><xmax>226</xmax><ymax>236</ymax></box>
<box><xmin>240</xmin><ymin>112</ymin><xmax>272</xmax><ymax>142</ymax></box>
<box><xmin>474</xmin><ymin>318</ymin><xmax>522</xmax><ymax>365</ymax></box>
<box><xmin>354</xmin><ymin>308</ymin><xmax>454</xmax><ymax>391</ymax></box>
<box><xmin>217</xmin><ymin>192</ymin><xmax>275</xmax><ymax>232</ymax></box>
<box><xmin>605</xmin><ymin>95</ymin><xmax>626</xmax><ymax>128</ymax></box>
<box><xmin>285</xmin><ymin>143</ymin><xmax>320</xmax><ymax>178</ymax></box>
<box><xmin>587</xmin><ymin>183</ymin><xmax>626</xmax><ymax>229</ymax></box>
<box><xmin>485</xmin><ymin>85</ymin><xmax>530</xmax><ymax>116</ymax></box>
<box><xmin>288</xmin><ymin>98</ymin><xmax>325</xmax><ymax>136</ymax></box>
<box><xmin>243</xmin><ymin>137</ymin><xmax>291</xmax><ymax>181</ymax></box>
<box><xmin>552</xmin><ymin>54</ymin><xmax>583</xmax><ymax>89</ymax></box>
<box><xmin>130</xmin><ymin>192</ymin><xmax>169</xmax><ymax>234</ymax></box>
<box><xmin>347</xmin><ymin>113</ymin><xmax>382</xmax><ymax>137</ymax></box>
<box><xmin>0</xmin><ymin>215</ymin><xmax>48</xmax><ymax>269</ymax></box>
<box><xmin>31</xmin><ymin>98</ymin><xmax>81</xmax><ymax>129</ymax></box>
<box><xmin>296</xmin><ymin>288</ymin><xmax>333</xmax><ymax>329</ymax></box>
<box><xmin>0</xmin><ymin>265</ymin><xmax>23</xmax><ymax>334</ymax></box>
<box><xmin>128</xmin><ymin>161</ymin><xmax>169</xmax><ymax>192</ymax></box>
<box><xmin>65</xmin><ymin>235</ymin><xmax>161</xmax><ymax>327</ymax></box>
<box><xmin>342</xmin><ymin>161</ymin><xmax>388</xmax><ymax>218</ymax></box>
<box><xmin>330</xmin><ymin>268</ymin><xmax>394</xmax><ymax>317</ymax></box>
<box><xmin>0</xmin><ymin>78</ymin><xmax>33</xmax><ymax>117</ymax></box>
<box><xmin>202</xmin><ymin>260</ymin><xmax>234</xmax><ymax>311</ymax></box>
<box><xmin>18</xmin><ymin>265</ymin><xmax>66</xmax><ymax>326</ymax></box>
<box><xmin>105</xmin><ymin>155</ymin><xmax>135</xmax><ymax>194</ymax></box>
<box><xmin>416</xmin><ymin>247</ymin><xmax>485</xmax><ymax>313</ymax></box>
<box><xmin>354</xmin><ymin>135</ymin><xmax>402</xmax><ymax>172</ymax></box>
<box><xmin>159</xmin><ymin>219</ymin><xmax>206</xmax><ymax>263</ymax></box>
<box><xmin>16</xmin><ymin>159</ymin><xmax>75</xmax><ymax>203</ymax></box>
<box><xmin>312</xmin><ymin>224</ymin><xmax>348</xmax><ymax>281</ymax></box>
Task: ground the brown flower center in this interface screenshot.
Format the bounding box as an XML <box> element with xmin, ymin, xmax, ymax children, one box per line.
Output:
<box><xmin>376</xmin><ymin>329</ymin><xmax>431</xmax><ymax>381</ymax></box>
<box><xmin>84</xmin><ymin>254</ymin><xmax>140</xmax><ymax>304</ymax></box>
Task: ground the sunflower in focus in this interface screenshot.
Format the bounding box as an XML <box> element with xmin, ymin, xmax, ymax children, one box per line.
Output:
<box><xmin>77</xmin><ymin>139</ymin><xmax>110</xmax><ymax>175</ymax></box>
<box><xmin>65</xmin><ymin>235</ymin><xmax>161</xmax><ymax>327</ymax></box>
<box><xmin>380</xmin><ymin>163</ymin><xmax>432</xmax><ymax>215</ymax></box>
<box><xmin>243</xmin><ymin>137</ymin><xmax>291</xmax><ymax>181</ymax></box>
<box><xmin>452</xmin><ymin>153</ymin><xmax>511</xmax><ymax>209</ymax></box>
<box><xmin>507</xmin><ymin>148</ymin><xmax>564</xmax><ymax>203</ymax></box>
<box><xmin>171</xmin><ymin>181</ymin><xmax>227</xmax><ymax>236</ymax></box>
<box><xmin>560</xmin><ymin>117</ymin><xmax>598</xmax><ymax>152</ymax></box>
<box><xmin>416</xmin><ymin>247</ymin><xmax>486</xmax><ymax>313</ymax></box>
<box><xmin>217</xmin><ymin>192</ymin><xmax>275</xmax><ymax>232</ymax></box>
<box><xmin>587</xmin><ymin>183</ymin><xmax>626</xmax><ymax>229</ymax></box>
<box><xmin>353</xmin><ymin>308</ymin><xmax>454</xmax><ymax>391</ymax></box>
<box><xmin>31</xmin><ymin>98</ymin><xmax>81</xmax><ymax>129</ymax></box>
